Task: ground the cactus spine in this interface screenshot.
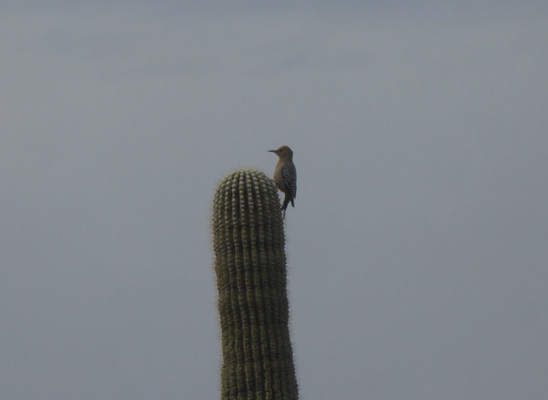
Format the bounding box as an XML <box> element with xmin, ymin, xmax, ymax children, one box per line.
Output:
<box><xmin>213</xmin><ymin>169</ymin><xmax>298</xmax><ymax>400</ymax></box>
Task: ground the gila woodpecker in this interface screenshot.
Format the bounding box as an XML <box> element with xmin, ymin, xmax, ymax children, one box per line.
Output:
<box><xmin>268</xmin><ymin>145</ymin><xmax>297</xmax><ymax>217</ymax></box>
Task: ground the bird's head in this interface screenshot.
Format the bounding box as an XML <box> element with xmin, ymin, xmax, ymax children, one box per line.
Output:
<box><xmin>268</xmin><ymin>146</ymin><xmax>293</xmax><ymax>160</ymax></box>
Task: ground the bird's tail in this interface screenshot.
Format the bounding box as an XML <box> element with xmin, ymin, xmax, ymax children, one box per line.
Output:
<box><xmin>281</xmin><ymin>193</ymin><xmax>294</xmax><ymax>212</ymax></box>
<box><xmin>282</xmin><ymin>194</ymin><xmax>290</xmax><ymax>211</ymax></box>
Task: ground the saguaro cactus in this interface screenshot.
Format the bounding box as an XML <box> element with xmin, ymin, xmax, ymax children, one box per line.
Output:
<box><xmin>212</xmin><ymin>169</ymin><xmax>298</xmax><ymax>400</ymax></box>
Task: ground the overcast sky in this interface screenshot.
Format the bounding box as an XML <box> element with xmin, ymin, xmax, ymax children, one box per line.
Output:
<box><xmin>1</xmin><ymin>2</ymin><xmax>547</xmax><ymax>399</ymax></box>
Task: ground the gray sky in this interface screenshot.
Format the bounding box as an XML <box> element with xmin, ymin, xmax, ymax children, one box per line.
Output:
<box><xmin>1</xmin><ymin>2</ymin><xmax>547</xmax><ymax>399</ymax></box>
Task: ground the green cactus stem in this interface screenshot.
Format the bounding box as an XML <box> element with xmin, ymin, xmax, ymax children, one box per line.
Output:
<box><xmin>212</xmin><ymin>169</ymin><xmax>298</xmax><ymax>400</ymax></box>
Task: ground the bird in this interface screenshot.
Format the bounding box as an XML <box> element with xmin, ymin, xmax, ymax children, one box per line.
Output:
<box><xmin>268</xmin><ymin>145</ymin><xmax>297</xmax><ymax>217</ymax></box>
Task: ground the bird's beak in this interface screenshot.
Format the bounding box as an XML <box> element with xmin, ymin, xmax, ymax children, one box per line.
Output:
<box><xmin>268</xmin><ymin>150</ymin><xmax>277</xmax><ymax>153</ymax></box>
